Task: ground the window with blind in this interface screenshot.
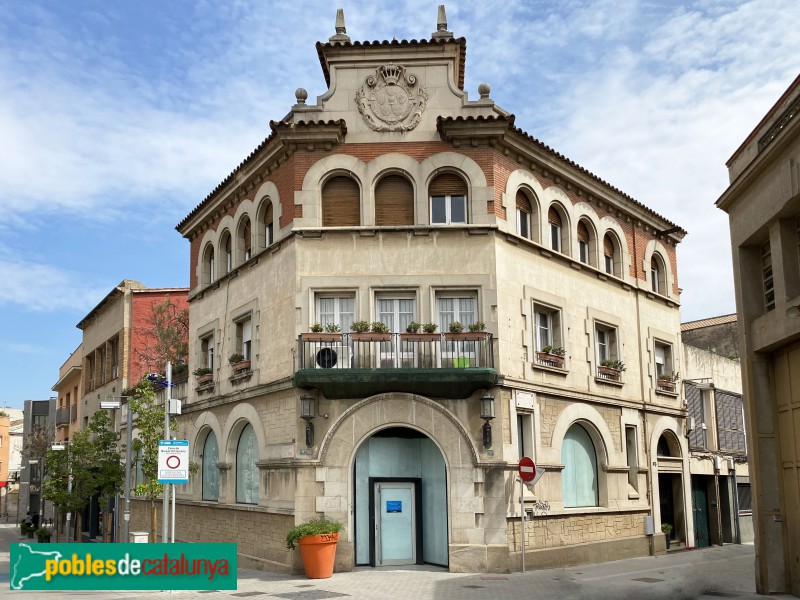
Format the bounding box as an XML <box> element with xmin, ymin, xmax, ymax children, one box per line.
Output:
<box><xmin>259</xmin><ymin>200</ymin><xmax>274</xmax><ymax>247</ymax></box>
<box><xmin>516</xmin><ymin>190</ymin><xmax>533</xmax><ymax>239</ymax></box>
<box><xmin>236</xmin><ymin>316</ymin><xmax>253</xmax><ymax>360</ymax></box>
<box><xmin>651</xmin><ymin>254</ymin><xmax>667</xmax><ymax>294</ymax></box>
<box><xmin>603</xmin><ymin>234</ymin><xmax>616</xmax><ymax>275</ymax></box>
<box><xmin>429</xmin><ymin>173</ymin><xmax>467</xmax><ymax>224</ymax></box>
<box><xmin>322</xmin><ymin>176</ymin><xmax>361</xmax><ymax>226</ymax></box>
<box><xmin>715</xmin><ymin>389</ymin><xmax>746</xmax><ymax>454</ymax></box>
<box><xmin>577</xmin><ymin>220</ymin><xmax>590</xmax><ymax>264</ymax></box>
<box><xmin>548</xmin><ymin>206</ymin><xmax>564</xmax><ymax>252</ymax></box>
<box><xmin>375</xmin><ymin>174</ymin><xmax>414</xmax><ymax>226</ymax></box>
<box><xmin>654</xmin><ymin>341</ymin><xmax>673</xmax><ymax>378</ymax></box>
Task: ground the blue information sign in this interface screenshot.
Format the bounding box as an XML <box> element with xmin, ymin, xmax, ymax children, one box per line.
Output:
<box><xmin>386</xmin><ymin>501</ymin><xmax>402</xmax><ymax>513</ymax></box>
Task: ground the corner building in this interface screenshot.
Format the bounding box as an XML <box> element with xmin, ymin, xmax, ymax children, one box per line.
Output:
<box><xmin>171</xmin><ymin>11</ymin><xmax>689</xmax><ymax>573</ymax></box>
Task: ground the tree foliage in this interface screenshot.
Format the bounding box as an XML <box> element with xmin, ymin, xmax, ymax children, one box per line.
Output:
<box><xmin>42</xmin><ymin>426</ymin><xmax>96</xmax><ymax>517</ymax></box>
<box><xmin>135</xmin><ymin>299</ymin><xmax>189</xmax><ymax>376</ymax></box>
<box><xmin>21</xmin><ymin>424</ymin><xmax>55</xmax><ymax>462</ymax></box>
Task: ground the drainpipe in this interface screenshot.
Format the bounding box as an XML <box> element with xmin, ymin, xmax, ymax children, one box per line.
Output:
<box><xmin>632</xmin><ymin>224</ymin><xmax>656</xmax><ymax>557</ymax></box>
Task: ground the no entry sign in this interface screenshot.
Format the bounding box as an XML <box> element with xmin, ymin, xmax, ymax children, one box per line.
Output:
<box><xmin>158</xmin><ymin>439</ymin><xmax>189</xmax><ymax>484</ymax></box>
<box><xmin>518</xmin><ymin>456</ymin><xmax>536</xmax><ymax>482</ymax></box>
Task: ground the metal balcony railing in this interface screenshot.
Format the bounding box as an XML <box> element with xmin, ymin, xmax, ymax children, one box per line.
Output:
<box><xmin>297</xmin><ymin>332</ymin><xmax>494</xmax><ymax>370</ymax></box>
<box><xmin>56</xmin><ymin>406</ymin><xmax>70</xmax><ymax>427</ymax></box>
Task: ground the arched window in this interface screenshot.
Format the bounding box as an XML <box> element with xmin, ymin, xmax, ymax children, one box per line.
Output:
<box><xmin>548</xmin><ymin>206</ymin><xmax>564</xmax><ymax>253</ymax></box>
<box><xmin>202</xmin><ymin>244</ymin><xmax>215</xmax><ymax>285</ymax></box>
<box><xmin>202</xmin><ymin>431</ymin><xmax>219</xmax><ymax>502</ymax></box>
<box><xmin>603</xmin><ymin>234</ymin><xmax>617</xmax><ymax>276</ymax></box>
<box><xmin>577</xmin><ymin>221</ymin><xmax>590</xmax><ymax>264</ymax></box>
<box><xmin>651</xmin><ymin>254</ymin><xmax>667</xmax><ymax>294</ymax></box>
<box><xmin>562</xmin><ymin>423</ymin><xmax>598</xmax><ymax>507</ymax></box>
<box><xmin>218</xmin><ymin>231</ymin><xmax>232</xmax><ymax>275</ymax></box>
<box><xmin>264</xmin><ymin>203</ymin><xmax>274</xmax><ymax>247</ymax></box>
<box><xmin>657</xmin><ymin>434</ymin><xmax>672</xmax><ymax>456</ymax></box>
<box><xmin>375</xmin><ymin>174</ymin><xmax>414</xmax><ymax>226</ymax></box>
<box><xmin>429</xmin><ymin>173</ymin><xmax>467</xmax><ymax>224</ymax></box>
<box><xmin>322</xmin><ymin>176</ymin><xmax>360</xmax><ymax>226</ymax></box>
<box><xmin>236</xmin><ymin>423</ymin><xmax>259</xmax><ymax>504</ymax></box>
<box><xmin>237</xmin><ymin>217</ymin><xmax>252</xmax><ymax>264</ymax></box>
<box><xmin>516</xmin><ymin>190</ymin><xmax>532</xmax><ymax>239</ymax></box>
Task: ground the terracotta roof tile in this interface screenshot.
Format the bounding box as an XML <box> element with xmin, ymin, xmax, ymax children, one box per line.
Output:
<box><xmin>681</xmin><ymin>314</ymin><xmax>737</xmax><ymax>331</ymax></box>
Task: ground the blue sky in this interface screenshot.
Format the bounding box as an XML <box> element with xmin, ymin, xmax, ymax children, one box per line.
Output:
<box><xmin>2</xmin><ymin>0</ymin><xmax>799</xmax><ymax>407</ymax></box>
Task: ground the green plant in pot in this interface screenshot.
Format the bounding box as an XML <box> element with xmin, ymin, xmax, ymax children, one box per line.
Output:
<box><xmin>36</xmin><ymin>527</ymin><xmax>52</xmax><ymax>543</ymax></box>
<box><xmin>661</xmin><ymin>522</ymin><xmax>673</xmax><ymax>549</ymax></box>
<box><xmin>286</xmin><ymin>516</ymin><xmax>343</xmax><ymax>579</ymax></box>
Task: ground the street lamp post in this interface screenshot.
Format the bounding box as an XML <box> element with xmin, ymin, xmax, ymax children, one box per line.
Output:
<box><xmin>100</xmin><ymin>396</ymin><xmax>134</xmax><ymax>543</ymax></box>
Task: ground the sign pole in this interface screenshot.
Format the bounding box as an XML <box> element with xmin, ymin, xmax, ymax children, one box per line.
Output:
<box><xmin>520</xmin><ymin>477</ymin><xmax>526</xmax><ymax>573</ymax></box>
<box><xmin>162</xmin><ymin>362</ymin><xmax>171</xmax><ymax>543</ymax></box>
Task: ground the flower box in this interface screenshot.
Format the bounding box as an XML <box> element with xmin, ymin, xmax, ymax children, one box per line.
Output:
<box><xmin>351</xmin><ymin>332</ymin><xmax>391</xmax><ymax>342</ymax></box>
<box><xmin>301</xmin><ymin>332</ymin><xmax>343</xmax><ymax>343</ymax></box>
<box><xmin>443</xmin><ymin>332</ymin><xmax>486</xmax><ymax>341</ymax></box>
<box><xmin>196</xmin><ymin>373</ymin><xmax>213</xmax><ymax>385</ymax></box>
<box><xmin>536</xmin><ymin>351</ymin><xmax>565</xmax><ymax>367</ymax></box>
<box><xmin>597</xmin><ymin>365</ymin><xmax>622</xmax><ymax>380</ymax></box>
<box><xmin>399</xmin><ymin>332</ymin><xmax>441</xmax><ymax>342</ymax></box>
<box><xmin>232</xmin><ymin>360</ymin><xmax>251</xmax><ymax>373</ymax></box>
<box><xmin>657</xmin><ymin>380</ymin><xmax>676</xmax><ymax>392</ymax></box>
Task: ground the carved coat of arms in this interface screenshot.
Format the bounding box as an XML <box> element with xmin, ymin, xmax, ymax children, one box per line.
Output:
<box><xmin>355</xmin><ymin>64</ymin><xmax>428</xmax><ymax>132</ymax></box>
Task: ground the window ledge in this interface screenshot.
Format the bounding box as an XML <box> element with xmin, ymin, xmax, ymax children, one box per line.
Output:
<box><xmin>532</xmin><ymin>362</ymin><xmax>568</xmax><ymax>376</ymax></box>
<box><xmin>196</xmin><ymin>381</ymin><xmax>215</xmax><ymax>394</ymax></box>
<box><xmin>229</xmin><ymin>370</ymin><xmax>254</xmax><ymax>383</ymax></box>
<box><xmin>595</xmin><ymin>376</ymin><xmax>624</xmax><ymax>387</ymax></box>
<box><xmin>655</xmin><ymin>388</ymin><xmax>679</xmax><ymax>397</ymax></box>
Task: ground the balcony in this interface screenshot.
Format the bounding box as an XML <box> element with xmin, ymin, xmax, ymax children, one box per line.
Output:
<box><xmin>56</xmin><ymin>407</ymin><xmax>70</xmax><ymax>428</ymax></box>
<box><xmin>70</xmin><ymin>403</ymin><xmax>77</xmax><ymax>422</ymax></box>
<box><xmin>294</xmin><ymin>332</ymin><xmax>497</xmax><ymax>399</ymax></box>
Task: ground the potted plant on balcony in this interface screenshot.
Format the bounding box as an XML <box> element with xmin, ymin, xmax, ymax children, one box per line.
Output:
<box><xmin>661</xmin><ymin>522</ymin><xmax>673</xmax><ymax>550</ymax></box>
<box><xmin>657</xmin><ymin>371</ymin><xmax>680</xmax><ymax>392</ymax></box>
<box><xmin>286</xmin><ymin>516</ymin><xmax>343</xmax><ymax>579</ymax></box>
<box><xmin>228</xmin><ymin>353</ymin><xmax>251</xmax><ymax>373</ymax></box>
<box><xmin>537</xmin><ymin>345</ymin><xmax>566</xmax><ymax>367</ymax></box>
<box><xmin>445</xmin><ymin>320</ymin><xmax>486</xmax><ymax>341</ymax></box>
<box><xmin>302</xmin><ymin>323</ymin><xmax>342</xmax><ymax>343</ymax></box>
<box><xmin>400</xmin><ymin>322</ymin><xmax>440</xmax><ymax>341</ymax></box>
<box><xmin>193</xmin><ymin>367</ymin><xmax>213</xmax><ymax>385</ymax></box>
<box><xmin>598</xmin><ymin>359</ymin><xmax>626</xmax><ymax>380</ymax></box>
<box><xmin>351</xmin><ymin>320</ymin><xmax>391</xmax><ymax>342</ymax></box>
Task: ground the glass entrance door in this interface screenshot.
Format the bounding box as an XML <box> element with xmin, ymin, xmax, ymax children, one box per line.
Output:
<box><xmin>374</xmin><ymin>482</ymin><xmax>416</xmax><ymax>566</ymax></box>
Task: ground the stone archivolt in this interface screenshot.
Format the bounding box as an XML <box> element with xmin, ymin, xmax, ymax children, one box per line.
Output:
<box><xmin>355</xmin><ymin>63</ymin><xmax>428</xmax><ymax>132</ymax></box>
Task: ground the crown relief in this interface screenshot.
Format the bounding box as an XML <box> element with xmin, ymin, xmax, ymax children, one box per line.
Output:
<box><xmin>355</xmin><ymin>63</ymin><xmax>428</xmax><ymax>132</ymax></box>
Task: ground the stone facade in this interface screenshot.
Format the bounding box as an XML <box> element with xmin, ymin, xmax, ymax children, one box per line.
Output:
<box><xmin>172</xmin><ymin>9</ymin><xmax>689</xmax><ymax>574</ymax></box>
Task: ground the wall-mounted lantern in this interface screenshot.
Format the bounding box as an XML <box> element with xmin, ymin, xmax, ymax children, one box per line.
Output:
<box><xmin>300</xmin><ymin>395</ymin><xmax>316</xmax><ymax>448</ymax></box>
<box><xmin>480</xmin><ymin>394</ymin><xmax>495</xmax><ymax>449</ymax></box>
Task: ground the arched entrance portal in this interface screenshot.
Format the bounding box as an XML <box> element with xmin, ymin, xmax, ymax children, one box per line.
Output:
<box><xmin>656</xmin><ymin>431</ymin><xmax>686</xmax><ymax>548</ymax></box>
<box><xmin>353</xmin><ymin>426</ymin><xmax>448</xmax><ymax>567</ymax></box>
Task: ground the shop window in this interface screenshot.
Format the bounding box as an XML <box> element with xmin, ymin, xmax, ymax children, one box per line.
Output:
<box><xmin>562</xmin><ymin>423</ymin><xmax>598</xmax><ymax>507</ymax></box>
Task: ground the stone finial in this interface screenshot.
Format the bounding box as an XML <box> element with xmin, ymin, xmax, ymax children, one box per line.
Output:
<box><xmin>432</xmin><ymin>4</ymin><xmax>453</xmax><ymax>40</ymax></box>
<box><xmin>329</xmin><ymin>8</ymin><xmax>351</xmax><ymax>43</ymax></box>
<box><xmin>478</xmin><ymin>83</ymin><xmax>491</xmax><ymax>99</ymax></box>
<box><xmin>295</xmin><ymin>88</ymin><xmax>308</xmax><ymax>105</ymax></box>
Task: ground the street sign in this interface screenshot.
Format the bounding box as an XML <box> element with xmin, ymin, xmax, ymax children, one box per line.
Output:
<box><xmin>518</xmin><ymin>456</ymin><xmax>536</xmax><ymax>482</ymax></box>
<box><xmin>157</xmin><ymin>440</ymin><xmax>189</xmax><ymax>484</ymax></box>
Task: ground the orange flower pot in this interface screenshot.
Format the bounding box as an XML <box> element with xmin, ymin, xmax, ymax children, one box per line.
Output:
<box><xmin>298</xmin><ymin>533</ymin><xmax>339</xmax><ymax>579</ymax></box>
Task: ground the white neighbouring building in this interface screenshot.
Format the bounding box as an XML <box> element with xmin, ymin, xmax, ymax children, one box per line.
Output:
<box><xmin>153</xmin><ymin>8</ymin><xmax>692</xmax><ymax>573</ymax></box>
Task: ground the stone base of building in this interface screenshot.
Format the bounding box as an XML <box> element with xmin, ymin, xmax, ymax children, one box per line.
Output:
<box><xmin>510</xmin><ymin>535</ymin><xmax>652</xmax><ymax>571</ymax></box>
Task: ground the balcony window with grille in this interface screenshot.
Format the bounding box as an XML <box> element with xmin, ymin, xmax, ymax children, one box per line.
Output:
<box><xmin>762</xmin><ymin>241</ymin><xmax>775</xmax><ymax>311</ymax></box>
<box><xmin>430</xmin><ymin>173</ymin><xmax>467</xmax><ymax>225</ymax></box>
<box><xmin>533</xmin><ymin>303</ymin><xmax>564</xmax><ymax>367</ymax></box>
<box><xmin>438</xmin><ymin>293</ymin><xmax>477</xmax><ymax>366</ymax></box>
<box><xmin>378</xmin><ymin>296</ymin><xmax>416</xmax><ymax>367</ymax></box>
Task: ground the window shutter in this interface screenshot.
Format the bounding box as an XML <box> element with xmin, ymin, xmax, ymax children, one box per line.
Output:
<box><xmin>375</xmin><ymin>175</ymin><xmax>414</xmax><ymax>226</ymax></box>
<box><xmin>715</xmin><ymin>389</ymin><xmax>746</xmax><ymax>454</ymax></box>
<box><xmin>430</xmin><ymin>173</ymin><xmax>467</xmax><ymax>196</ymax></box>
<box><xmin>578</xmin><ymin>221</ymin><xmax>589</xmax><ymax>243</ymax></box>
<box><xmin>685</xmin><ymin>383</ymin><xmax>706</xmax><ymax>450</ymax></box>
<box><xmin>242</xmin><ymin>319</ymin><xmax>252</xmax><ymax>344</ymax></box>
<box><xmin>603</xmin><ymin>235</ymin><xmax>614</xmax><ymax>257</ymax></box>
<box><xmin>322</xmin><ymin>176</ymin><xmax>360</xmax><ymax>226</ymax></box>
<box><xmin>548</xmin><ymin>207</ymin><xmax>562</xmax><ymax>227</ymax></box>
<box><xmin>516</xmin><ymin>191</ymin><xmax>532</xmax><ymax>212</ymax></box>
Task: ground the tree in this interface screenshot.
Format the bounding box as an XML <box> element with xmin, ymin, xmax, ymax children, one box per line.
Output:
<box><xmin>87</xmin><ymin>410</ymin><xmax>125</xmax><ymax>543</ymax></box>
<box><xmin>135</xmin><ymin>299</ymin><xmax>189</xmax><ymax>376</ymax></box>
<box><xmin>42</xmin><ymin>427</ymin><xmax>96</xmax><ymax>542</ymax></box>
<box><xmin>128</xmin><ymin>377</ymin><xmax>176</xmax><ymax>542</ymax></box>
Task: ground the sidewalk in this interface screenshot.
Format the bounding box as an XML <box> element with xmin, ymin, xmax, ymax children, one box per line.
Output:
<box><xmin>0</xmin><ymin>523</ymin><xmax>794</xmax><ymax>599</ymax></box>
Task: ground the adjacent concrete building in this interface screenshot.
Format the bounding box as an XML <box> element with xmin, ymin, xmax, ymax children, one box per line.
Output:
<box><xmin>161</xmin><ymin>10</ymin><xmax>689</xmax><ymax>573</ymax></box>
<box><xmin>717</xmin><ymin>73</ymin><xmax>800</xmax><ymax>595</ymax></box>
<box><xmin>17</xmin><ymin>399</ymin><xmax>57</xmax><ymax>524</ymax></box>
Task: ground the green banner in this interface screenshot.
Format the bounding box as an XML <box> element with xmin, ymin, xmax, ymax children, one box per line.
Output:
<box><xmin>10</xmin><ymin>543</ymin><xmax>237</xmax><ymax>590</ymax></box>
